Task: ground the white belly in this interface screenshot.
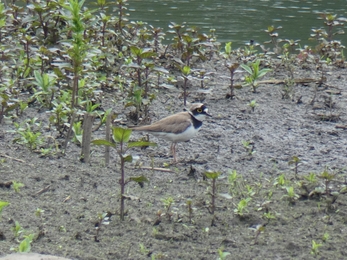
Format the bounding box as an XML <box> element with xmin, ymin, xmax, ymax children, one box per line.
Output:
<box><xmin>152</xmin><ymin>125</ymin><xmax>200</xmax><ymax>142</ymax></box>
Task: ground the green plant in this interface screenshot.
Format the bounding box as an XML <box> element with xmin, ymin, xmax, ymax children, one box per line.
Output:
<box><xmin>242</xmin><ymin>140</ymin><xmax>255</xmax><ymax>155</ymax></box>
<box><xmin>234</xmin><ymin>197</ymin><xmax>251</xmax><ymax>217</ymax></box>
<box><xmin>32</xmin><ymin>70</ymin><xmax>57</xmax><ymax>109</ymax></box>
<box><xmin>304</xmin><ymin>172</ymin><xmax>317</xmax><ymax>184</ymax></box>
<box><xmin>72</xmin><ymin>121</ymin><xmax>83</xmax><ymax>145</ymax></box>
<box><xmin>322</xmin><ymin>232</ymin><xmax>329</xmax><ymax>242</ymax></box>
<box><xmin>92</xmin><ymin>127</ymin><xmax>156</xmax><ymax>220</ymax></box>
<box><xmin>181</xmin><ymin>65</ymin><xmax>191</xmax><ymax>106</ymax></box>
<box><xmin>139</xmin><ymin>243</ymin><xmax>150</xmax><ymax>256</ymax></box>
<box><xmin>18</xmin><ymin>234</ymin><xmax>34</xmax><ymax>253</ymax></box>
<box><xmin>318</xmin><ymin>168</ymin><xmax>336</xmax><ymax>195</ymax></box>
<box><xmin>273</xmin><ymin>174</ymin><xmax>287</xmax><ymax>187</ymax></box>
<box><xmin>288</xmin><ymin>155</ymin><xmax>301</xmax><ymax>178</ymax></box>
<box><xmin>12</xmin><ymin>221</ymin><xmax>24</xmax><ymax>238</ymax></box>
<box><xmin>161</xmin><ymin>197</ymin><xmax>174</xmax><ymax>221</ymax></box>
<box><xmin>264</xmin><ymin>25</ymin><xmax>283</xmax><ymax>54</ymax></box>
<box><xmin>310</xmin><ymin>240</ymin><xmax>322</xmax><ymax>256</ymax></box>
<box><xmin>12</xmin><ymin>181</ymin><xmax>24</xmax><ymax>193</ymax></box>
<box><xmin>225</xmin><ymin>62</ymin><xmax>239</xmax><ymax>98</ymax></box>
<box><xmin>240</xmin><ymin>59</ymin><xmax>272</xmax><ymax>92</ymax></box>
<box><xmin>13</xmin><ymin>119</ymin><xmax>43</xmax><ymax>150</ymax></box>
<box><xmin>204</xmin><ymin>171</ymin><xmax>221</xmax><ymax>217</ymax></box>
<box><xmin>35</xmin><ymin>208</ymin><xmax>45</xmax><ymax>218</ymax></box>
<box><xmin>248</xmin><ymin>100</ymin><xmax>258</xmax><ymax>112</ymax></box>
<box><xmin>282</xmin><ymin>186</ymin><xmax>300</xmax><ymax>204</ymax></box>
<box><xmin>0</xmin><ymin>201</ymin><xmax>9</xmax><ymax>218</ymax></box>
<box><xmin>217</xmin><ymin>247</ymin><xmax>231</xmax><ymax>260</ymax></box>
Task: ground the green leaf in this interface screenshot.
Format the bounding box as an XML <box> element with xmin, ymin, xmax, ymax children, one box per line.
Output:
<box><xmin>257</xmin><ymin>68</ymin><xmax>272</xmax><ymax>78</ymax></box>
<box><xmin>91</xmin><ymin>139</ymin><xmax>116</xmax><ymax>148</ymax></box>
<box><xmin>113</xmin><ymin>127</ymin><xmax>132</xmax><ymax>143</ymax></box>
<box><xmin>204</xmin><ymin>171</ymin><xmax>221</xmax><ymax>179</ymax></box>
<box><xmin>130</xmin><ymin>175</ymin><xmax>149</xmax><ymax>183</ymax></box>
<box><xmin>123</xmin><ymin>154</ymin><xmax>133</xmax><ymax>163</ymax></box>
<box><xmin>240</xmin><ymin>64</ymin><xmax>253</xmax><ymax>75</ymax></box>
<box><xmin>128</xmin><ymin>141</ymin><xmax>157</xmax><ymax>148</ymax></box>
<box><xmin>0</xmin><ymin>201</ymin><xmax>9</xmax><ymax>214</ymax></box>
<box><xmin>182</xmin><ymin>65</ymin><xmax>191</xmax><ymax>75</ymax></box>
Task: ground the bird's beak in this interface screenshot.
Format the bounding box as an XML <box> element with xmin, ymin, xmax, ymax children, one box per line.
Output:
<box><xmin>204</xmin><ymin>109</ymin><xmax>212</xmax><ymax>117</ymax></box>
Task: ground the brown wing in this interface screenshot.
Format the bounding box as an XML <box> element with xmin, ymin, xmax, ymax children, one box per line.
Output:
<box><xmin>131</xmin><ymin>112</ymin><xmax>191</xmax><ymax>134</ymax></box>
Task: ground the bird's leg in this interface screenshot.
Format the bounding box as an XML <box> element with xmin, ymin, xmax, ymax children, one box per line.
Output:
<box><xmin>171</xmin><ymin>143</ymin><xmax>178</xmax><ymax>163</ymax></box>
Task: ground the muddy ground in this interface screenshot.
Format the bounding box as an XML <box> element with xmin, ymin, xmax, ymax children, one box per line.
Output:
<box><xmin>1</xmin><ymin>56</ymin><xmax>347</xmax><ymax>260</ymax></box>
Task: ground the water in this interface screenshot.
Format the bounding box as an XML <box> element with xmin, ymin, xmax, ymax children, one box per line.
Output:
<box><xmin>122</xmin><ymin>0</ymin><xmax>347</xmax><ymax>48</ymax></box>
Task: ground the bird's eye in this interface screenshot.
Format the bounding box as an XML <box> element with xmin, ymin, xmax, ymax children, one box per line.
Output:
<box><xmin>197</xmin><ymin>108</ymin><xmax>203</xmax><ymax>113</ymax></box>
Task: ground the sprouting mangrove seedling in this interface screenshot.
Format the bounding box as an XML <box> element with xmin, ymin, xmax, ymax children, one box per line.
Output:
<box><xmin>12</xmin><ymin>181</ymin><xmax>24</xmax><ymax>193</ymax></box>
<box><xmin>161</xmin><ymin>197</ymin><xmax>174</xmax><ymax>221</ymax></box>
<box><xmin>92</xmin><ymin>127</ymin><xmax>156</xmax><ymax>221</ymax></box>
<box><xmin>242</xmin><ymin>140</ymin><xmax>255</xmax><ymax>155</ymax></box>
<box><xmin>248</xmin><ymin>100</ymin><xmax>258</xmax><ymax>112</ymax></box>
<box><xmin>240</xmin><ymin>59</ymin><xmax>272</xmax><ymax>92</ymax></box>
<box><xmin>310</xmin><ymin>240</ymin><xmax>322</xmax><ymax>256</ymax></box>
<box><xmin>204</xmin><ymin>171</ymin><xmax>221</xmax><ymax>226</ymax></box>
<box><xmin>282</xmin><ymin>186</ymin><xmax>300</xmax><ymax>204</ymax></box>
<box><xmin>318</xmin><ymin>168</ymin><xmax>336</xmax><ymax>196</ymax></box>
<box><xmin>234</xmin><ymin>197</ymin><xmax>251</xmax><ymax>218</ymax></box>
<box><xmin>288</xmin><ymin>155</ymin><xmax>301</xmax><ymax>178</ymax></box>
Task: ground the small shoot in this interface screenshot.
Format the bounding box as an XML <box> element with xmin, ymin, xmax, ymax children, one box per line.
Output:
<box><xmin>240</xmin><ymin>59</ymin><xmax>272</xmax><ymax>92</ymax></box>
<box><xmin>0</xmin><ymin>201</ymin><xmax>9</xmax><ymax>218</ymax></box>
<box><xmin>92</xmin><ymin>127</ymin><xmax>156</xmax><ymax>220</ymax></box>
<box><xmin>12</xmin><ymin>221</ymin><xmax>24</xmax><ymax>239</ymax></box>
<box><xmin>282</xmin><ymin>186</ymin><xmax>300</xmax><ymax>204</ymax></box>
<box><xmin>18</xmin><ymin>234</ymin><xmax>34</xmax><ymax>253</ymax></box>
<box><xmin>242</xmin><ymin>140</ymin><xmax>255</xmax><ymax>156</ymax></box>
<box><xmin>248</xmin><ymin>100</ymin><xmax>258</xmax><ymax>112</ymax></box>
<box><xmin>273</xmin><ymin>174</ymin><xmax>288</xmax><ymax>187</ymax></box>
<box><xmin>288</xmin><ymin>155</ymin><xmax>301</xmax><ymax>179</ymax></box>
<box><xmin>217</xmin><ymin>246</ymin><xmax>231</xmax><ymax>260</ymax></box>
<box><xmin>318</xmin><ymin>168</ymin><xmax>336</xmax><ymax>195</ymax></box>
<box><xmin>234</xmin><ymin>197</ymin><xmax>251</xmax><ymax>218</ymax></box>
<box><xmin>12</xmin><ymin>181</ymin><xmax>25</xmax><ymax>193</ymax></box>
<box><xmin>310</xmin><ymin>240</ymin><xmax>322</xmax><ymax>256</ymax></box>
<box><xmin>161</xmin><ymin>197</ymin><xmax>174</xmax><ymax>221</ymax></box>
<box><xmin>35</xmin><ymin>208</ymin><xmax>45</xmax><ymax>218</ymax></box>
<box><xmin>204</xmin><ymin>171</ymin><xmax>221</xmax><ymax>226</ymax></box>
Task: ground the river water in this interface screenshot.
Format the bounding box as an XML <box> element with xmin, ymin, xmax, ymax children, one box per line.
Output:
<box><xmin>120</xmin><ymin>0</ymin><xmax>347</xmax><ymax>48</ymax></box>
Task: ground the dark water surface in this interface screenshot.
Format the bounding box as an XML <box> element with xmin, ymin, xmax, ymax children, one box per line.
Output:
<box><xmin>111</xmin><ymin>0</ymin><xmax>347</xmax><ymax>48</ymax></box>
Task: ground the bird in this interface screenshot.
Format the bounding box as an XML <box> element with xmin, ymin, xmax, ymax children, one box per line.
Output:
<box><xmin>130</xmin><ymin>103</ymin><xmax>211</xmax><ymax>162</ymax></box>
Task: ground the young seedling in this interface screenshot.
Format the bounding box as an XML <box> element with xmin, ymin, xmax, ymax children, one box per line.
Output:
<box><xmin>288</xmin><ymin>155</ymin><xmax>301</xmax><ymax>179</ymax></box>
<box><xmin>240</xmin><ymin>59</ymin><xmax>272</xmax><ymax>92</ymax></box>
<box><xmin>12</xmin><ymin>221</ymin><xmax>24</xmax><ymax>239</ymax></box>
<box><xmin>273</xmin><ymin>174</ymin><xmax>288</xmax><ymax>187</ymax></box>
<box><xmin>92</xmin><ymin>127</ymin><xmax>156</xmax><ymax>220</ymax></box>
<box><xmin>225</xmin><ymin>62</ymin><xmax>240</xmax><ymax>99</ymax></box>
<box><xmin>217</xmin><ymin>247</ymin><xmax>231</xmax><ymax>260</ymax></box>
<box><xmin>0</xmin><ymin>201</ymin><xmax>9</xmax><ymax>218</ymax></box>
<box><xmin>248</xmin><ymin>100</ymin><xmax>258</xmax><ymax>112</ymax></box>
<box><xmin>161</xmin><ymin>197</ymin><xmax>174</xmax><ymax>221</ymax></box>
<box><xmin>12</xmin><ymin>181</ymin><xmax>24</xmax><ymax>193</ymax></box>
<box><xmin>242</xmin><ymin>140</ymin><xmax>255</xmax><ymax>156</ymax></box>
<box><xmin>204</xmin><ymin>171</ymin><xmax>221</xmax><ymax>226</ymax></box>
<box><xmin>17</xmin><ymin>234</ymin><xmax>34</xmax><ymax>253</ymax></box>
<box><xmin>310</xmin><ymin>240</ymin><xmax>322</xmax><ymax>256</ymax></box>
<box><xmin>318</xmin><ymin>168</ymin><xmax>336</xmax><ymax>195</ymax></box>
<box><xmin>234</xmin><ymin>197</ymin><xmax>251</xmax><ymax>218</ymax></box>
<box><xmin>282</xmin><ymin>186</ymin><xmax>300</xmax><ymax>204</ymax></box>
<box><xmin>35</xmin><ymin>208</ymin><xmax>45</xmax><ymax>218</ymax></box>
